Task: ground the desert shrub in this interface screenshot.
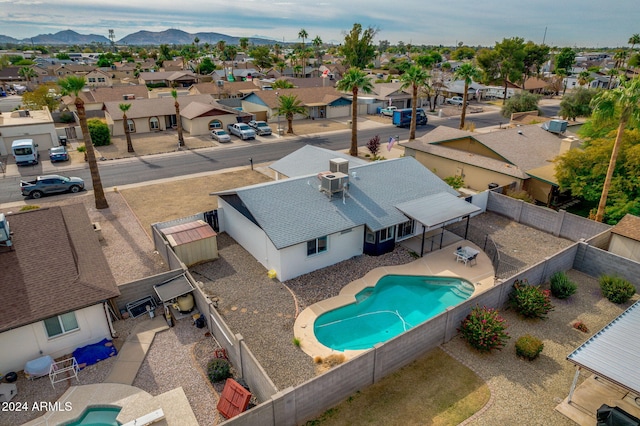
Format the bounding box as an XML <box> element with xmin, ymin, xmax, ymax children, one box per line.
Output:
<box><xmin>87</xmin><ymin>118</ymin><xmax>111</xmax><ymax>146</ymax></box>
<box><xmin>572</xmin><ymin>321</ymin><xmax>589</xmax><ymax>333</ymax></box>
<box><xmin>59</xmin><ymin>112</ymin><xmax>75</xmax><ymax>123</ymax></box>
<box><xmin>458</xmin><ymin>306</ymin><xmax>509</xmax><ymax>353</ymax></box>
<box><xmin>515</xmin><ymin>334</ymin><xmax>544</xmax><ymax>361</ymax></box>
<box><xmin>505</xmin><ymin>189</ymin><xmax>534</xmax><ymax>203</ymax></box>
<box><xmin>293</xmin><ymin>337</ymin><xmax>301</xmax><ymax>347</ymax></box>
<box><xmin>76</xmin><ymin>145</ymin><xmax>86</xmax><ymax>153</ymax></box>
<box><xmin>508</xmin><ymin>279</ymin><xmax>554</xmax><ymax>319</ymax></box>
<box><xmin>550</xmin><ymin>271</ymin><xmax>577</xmax><ymax>299</ymax></box>
<box><xmin>366</xmin><ymin>134</ymin><xmax>381</xmax><ymax>158</ymax></box>
<box><xmin>19</xmin><ymin>205</ymin><xmax>40</xmax><ymax>211</ymax></box>
<box><xmin>444</xmin><ymin>175</ymin><xmax>465</xmax><ymax>189</ymax></box>
<box><xmin>207</xmin><ymin>358</ymin><xmax>231</xmax><ymax>383</ymax></box>
<box><xmin>599</xmin><ymin>275</ymin><xmax>636</xmax><ymax>304</ymax></box>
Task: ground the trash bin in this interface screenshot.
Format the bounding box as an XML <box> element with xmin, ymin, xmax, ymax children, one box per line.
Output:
<box><xmin>58</xmin><ymin>135</ymin><xmax>68</xmax><ymax>146</ymax></box>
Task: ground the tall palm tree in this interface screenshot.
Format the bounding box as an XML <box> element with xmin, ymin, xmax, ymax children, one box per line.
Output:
<box><xmin>629</xmin><ymin>33</ymin><xmax>640</xmax><ymax>51</ymax></box>
<box><xmin>58</xmin><ymin>76</ymin><xmax>109</xmax><ymax>209</ymax></box>
<box><xmin>590</xmin><ymin>77</ymin><xmax>640</xmax><ymax>222</ymax></box>
<box><xmin>312</xmin><ymin>36</ymin><xmax>323</xmax><ymax>73</ymax></box>
<box><xmin>119</xmin><ymin>103</ymin><xmax>134</xmax><ymax>153</ymax></box>
<box><xmin>336</xmin><ymin>67</ymin><xmax>374</xmax><ymax>156</ymax></box>
<box><xmin>400</xmin><ymin>65</ymin><xmax>430</xmax><ymax>140</ymax></box>
<box><xmin>275</xmin><ymin>94</ymin><xmax>307</xmax><ymax>134</ymax></box>
<box><xmin>239</xmin><ymin>37</ymin><xmax>249</xmax><ymax>52</ymax></box>
<box><xmin>298</xmin><ymin>29</ymin><xmax>309</xmax><ymax>77</ymax></box>
<box><xmin>577</xmin><ymin>70</ymin><xmax>592</xmax><ymax>87</ymax></box>
<box><xmin>171</xmin><ymin>89</ymin><xmax>185</xmax><ymax>147</ymax></box>
<box><xmin>454</xmin><ymin>63</ymin><xmax>482</xmax><ymax>130</ymax></box>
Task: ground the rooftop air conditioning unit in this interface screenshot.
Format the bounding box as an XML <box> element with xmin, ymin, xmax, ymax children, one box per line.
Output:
<box><xmin>330</xmin><ymin>158</ymin><xmax>349</xmax><ymax>174</ymax></box>
<box><xmin>321</xmin><ymin>172</ymin><xmax>349</xmax><ymax>195</ymax></box>
<box><xmin>216</xmin><ymin>80</ymin><xmax>224</xmax><ymax>87</ymax></box>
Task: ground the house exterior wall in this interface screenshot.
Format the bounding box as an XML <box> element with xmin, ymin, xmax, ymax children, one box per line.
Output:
<box><xmin>609</xmin><ymin>235</ymin><xmax>640</xmax><ymax>263</ymax></box>
<box><xmin>524</xmin><ymin>177</ymin><xmax>553</xmax><ymax>205</ymax></box>
<box><xmin>185</xmin><ymin>115</ymin><xmax>238</xmax><ymax>136</ymax></box>
<box><xmin>279</xmin><ymin>225</ymin><xmax>365</xmax><ymax>281</ymax></box>
<box><xmin>439</xmin><ymin>138</ymin><xmax>501</xmax><ymax>159</ymax></box>
<box><xmin>109</xmin><ymin>116</ymin><xmax>168</xmax><ymax>136</ymax></box>
<box><xmin>1</xmin><ymin>123</ymin><xmax>58</xmax><ymax>156</ymax></box>
<box><xmin>406</xmin><ymin>149</ymin><xmax>522</xmax><ymax>192</ymax></box>
<box><xmin>0</xmin><ymin>304</ymin><xmax>110</xmax><ymax>373</ymax></box>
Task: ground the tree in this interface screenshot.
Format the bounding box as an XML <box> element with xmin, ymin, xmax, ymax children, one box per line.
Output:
<box><xmin>629</xmin><ymin>33</ymin><xmax>640</xmax><ymax>51</ymax></box>
<box><xmin>559</xmin><ymin>87</ymin><xmax>595</xmax><ymax>121</ymax></box>
<box><xmin>451</xmin><ymin>46</ymin><xmax>475</xmax><ymax>60</ymax></box>
<box><xmin>555</xmin><ymin>47</ymin><xmax>576</xmax><ymax>73</ymax></box>
<box><xmin>58</xmin><ymin>76</ymin><xmax>109</xmax><ymax>209</ymax></box>
<box><xmin>339</xmin><ymin>23</ymin><xmax>378</xmax><ymax>69</ymax></box>
<box><xmin>249</xmin><ymin>45</ymin><xmax>272</xmax><ymax>71</ymax></box>
<box><xmin>577</xmin><ymin>70</ymin><xmax>592</xmax><ymax>87</ymax></box>
<box><xmin>494</xmin><ymin>37</ymin><xmax>526</xmax><ymax>104</ymax></box>
<box><xmin>199</xmin><ymin>57</ymin><xmax>216</xmax><ymax>75</ymax></box>
<box><xmin>239</xmin><ymin>37</ymin><xmax>249</xmax><ymax>52</ymax></box>
<box><xmin>119</xmin><ymin>103</ymin><xmax>134</xmax><ymax>153</ymax></box>
<box><xmin>555</xmin><ymin>68</ymin><xmax>569</xmax><ymax>96</ymax></box>
<box><xmin>590</xmin><ymin>77</ymin><xmax>640</xmax><ymax>222</ymax></box>
<box><xmin>298</xmin><ymin>29</ymin><xmax>308</xmax><ymax>47</ymax></box>
<box><xmin>522</xmin><ymin>42</ymin><xmax>550</xmax><ymax>86</ymax></box>
<box><xmin>275</xmin><ymin>94</ymin><xmax>307</xmax><ymax>134</ymax></box>
<box><xmin>400</xmin><ymin>65</ymin><xmax>430</xmax><ymax>139</ymax></box>
<box><xmin>158</xmin><ymin>44</ymin><xmax>172</xmax><ymax>65</ymax></box>
<box><xmin>271</xmin><ymin>79</ymin><xmax>294</xmax><ymax>89</ymax></box>
<box><xmin>336</xmin><ymin>67</ymin><xmax>373</xmax><ymax>156</ymax></box>
<box><xmin>500</xmin><ymin>92</ymin><xmax>541</xmax><ymax>118</ymax></box>
<box><xmin>171</xmin><ymin>89</ymin><xmax>185</xmax><ymax>146</ymax></box>
<box><xmin>454</xmin><ymin>63</ymin><xmax>482</xmax><ymax>129</ymax></box>
<box><xmin>19</xmin><ymin>66</ymin><xmax>37</xmax><ymax>85</ymax></box>
<box><xmin>87</xmin><ymin>118</ymin><xmax>110</xmax><ymax>146</ymax></box>
<box><xmin>312</xmin><ymin>36</ymin><xmax>323</xmax><ymax>71</ymax></box>
<box><xmin>21</xmin><ymin>82</ymin><xmax>60</xmax><ymax>112</ymax></box>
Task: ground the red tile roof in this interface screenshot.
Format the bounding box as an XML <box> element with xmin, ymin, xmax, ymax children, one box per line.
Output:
<box><xmin>0</xmin><ymin>205</ymin><xmax>119</xmax><ymax>332</ymax></box>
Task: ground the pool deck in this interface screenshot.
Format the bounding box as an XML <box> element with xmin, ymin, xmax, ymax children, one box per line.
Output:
<box><xmin>294</xmin><ymin>241</ymin><xmax>495</xmax><ymax>359</ymax></box>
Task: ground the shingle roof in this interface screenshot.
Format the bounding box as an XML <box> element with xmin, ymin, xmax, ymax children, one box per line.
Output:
<box><xmin>104</xmin><ymin>94</ymin><xmax>217</xmax><ymax>120</ymax></box>
<box><xmin>0</xmin><ymin>205</ymin><xmax>119</xmax><ymax>333</ymax></box>
<box><xmin>611</xmin><ymin>214</ymin><xmax>640</xmax><ymax>241</ymax></box>
<box><xmin>269</xmin><ymin>145</ymin><xmax>368</xmax><ymax>178</ymax></box>
<box><xmin>243</xmin><ymin>86</ymin><xmax>345</xmax><ymax>109</ymax></box>
<box><xmin>218</xmin><ymin>156</ymin><xmax>457</xmax><ymax>249</ymax></box>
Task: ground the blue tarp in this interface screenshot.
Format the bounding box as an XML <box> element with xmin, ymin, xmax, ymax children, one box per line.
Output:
<box><xmin>73</xmin><ymin>338</ymin><xmax>117</xmax><ymax>369</ymax></box>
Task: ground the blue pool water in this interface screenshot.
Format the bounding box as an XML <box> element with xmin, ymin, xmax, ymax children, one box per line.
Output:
<box><xmin>65</xmin><ymin>406</ymin><xmax>121</xmax><ymax>426</ymax></box>
<box><xmin>314</xmin><ymin>275</ymin><xmax>474</xmax><ymax>351</ymax></box>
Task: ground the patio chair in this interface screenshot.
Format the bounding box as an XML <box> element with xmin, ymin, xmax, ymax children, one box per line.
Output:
<box><xmin>468</xmin><ymin>254</ymin><xmax>478</xmax><ymax>266</ymax></box>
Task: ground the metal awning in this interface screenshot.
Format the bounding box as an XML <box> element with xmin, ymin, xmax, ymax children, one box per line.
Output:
<box><xmin>567</xmin><ymin>300</ymin><xmax>640</xmax><ymax>396</ymax></box>
<box><xmin>153</xmin><ymin>274</ymin><xmax>195</xmax><ymax>303</ymax></box>
<box><xmin>395</xmin><ymin>192</ymin><xmax>481</xmax><ymax>230</ymax></box>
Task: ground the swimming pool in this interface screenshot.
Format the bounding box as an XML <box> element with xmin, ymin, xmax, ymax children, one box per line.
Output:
<box><xmin>314</xmin><ymin>275</ymin><xmax>474</xmax><ymax>351</ymax></box>
<box><xmin>64</xmin><ymin>406</ymin><xmax>121</xmax><ymax>426</ymax></box>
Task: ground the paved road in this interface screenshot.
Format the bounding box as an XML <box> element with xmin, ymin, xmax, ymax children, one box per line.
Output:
<box><xmin>0</xmin><ymin>104</ymin><xmax>560</xmax><ymax>206</ymax></box>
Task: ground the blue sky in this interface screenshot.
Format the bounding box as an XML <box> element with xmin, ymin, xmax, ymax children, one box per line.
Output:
<box><xmin>0</xmin><ymin>0</ymin><xmax>636</xmax><ymax>48</ymax></box>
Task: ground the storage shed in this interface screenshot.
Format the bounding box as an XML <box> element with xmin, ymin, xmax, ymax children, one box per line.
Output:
<box><xmin>608</xmin><ymin>214</ymin><xmax>640</xmax><ymax>263</ymax></box>
<box><xmin>160</xmin><ymin>220</ymin><xmax>218</xmax><ymax>266</ymax></box>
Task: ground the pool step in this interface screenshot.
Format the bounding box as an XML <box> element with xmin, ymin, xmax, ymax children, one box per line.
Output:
<box><xmin>451</xmin><ymin>282</ymin><xmax>475</xmax><ymax>298</ymax></box>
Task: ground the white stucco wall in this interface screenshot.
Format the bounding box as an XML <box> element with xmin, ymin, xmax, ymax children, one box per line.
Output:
<box><xmin>0</xmin><ymin>304</ymin><xmax>111</xmax><ymax>374</ymax></box>
<box><xmin>0</xmin><ymin>123</ymin><xmax>57</xmax><ymax>156</ymax></box>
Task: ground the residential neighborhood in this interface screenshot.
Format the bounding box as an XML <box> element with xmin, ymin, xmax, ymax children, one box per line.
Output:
<box><xmin>1</xmin><ymin>23</ymin><xmax>640</xmax><ymax>426</ymax></box>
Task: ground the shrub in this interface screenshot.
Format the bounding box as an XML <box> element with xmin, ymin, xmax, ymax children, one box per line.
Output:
<box><xmin>366</xmin><ymin>134</ymin><xmax>381</xmax><ymax>158</ymax></box>
<box><xmin>87</xmin><ymin>118</ymin><xmax>111</xmax><ymax>146</ymax></box>
<box><xmin>505</xmin><ymin>189</ymin><xmax>534</xmax><ymax>203</ymax></box>
<box><xmin>444</xmin><ymin>175</ymin><xmax>465</xmax><ymax>189</ymax></box>
<box><xmin>550</xmin><ymin>271</ymin><xmax>577</xmax><ymax>299</ymax></box>
<box><xmin>207</xmin><ymin>358</ymin><xmax>231</xmax><ymax>383</ymax></box>
<box><xmin>573</xmin><ymin>321</ymin><xmax>589</xmax><ymax>333</ymax></box>
<box><xmin>19</xmin><ymin>205</ymin><xmax>40</xmax><ymax>211</ymax></box>
<box><xmin>458</xmin><ymin>306</ymin><xmax>509</xmax><ymax>353</ymax></box>
<box><xmin>515</xmin><ymin>334</ymin><xmax>544</xmax><ymax>361</ymax></box>
<box><xmin>76</xmin><ymin>145</ymin><xmax>86</xmax><ymax>153</ymax></box>
<box><xmin>508</xmin><ymin>279</ymin><xmax>554</xmax><ymax>319</ymax></box>
<box><xmin>293</xmin><ymin>337</ymin><xmax>301</xmax><ymax>347</ymax></box>
<box><xmin>59</xmin><ymin>112</ymin><xmax>75</xmax><ymax>123</ymax></box>
<box><xmin>599</xmin><ymin>275</ymin><xmax>636</xmax><ymax>304</ymax></box>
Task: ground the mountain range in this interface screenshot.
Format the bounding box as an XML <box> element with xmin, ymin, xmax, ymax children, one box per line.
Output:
<box><xmin>0</xmin><ymin>29</ymin><xmax>277</xmax><ymax>46</ymax></box>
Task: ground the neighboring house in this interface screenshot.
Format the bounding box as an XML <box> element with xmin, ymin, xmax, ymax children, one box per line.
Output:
<box><xmin>215</xmin><ymin>149</ymin><xmax>479</xmax><ymax>281</ymax></box>
<box><xmin>104</xmin><ymin>94</ymin><xmax>247</xmax><ymax>136</ymax></box>
<box><xmin>444</xmin><ymin>80</ymin><xmax>486</xmax><ymax>100</ymax></box>
<box><xmin>370</xmin><ymin>82</ymin><xmax>413</xmax><ymax>110</ymax></box>
<box><xmin>240</xmin><ymin>86</ymin><xmax>351</xmax><ymax>122</ymax></box>
<box><xmin>189</xmin><ymin>80</ymin><xmax>260</xmax><ymax>99</ymax></box>
<box><xmin>84</xmin><ymin>69</ymin><xmax>112</xmax><ymax>87</ymax></box>
<box><xmin>608</xmin><ymin>214</ymin><xmax>640</xmax><ymax>262</ymax></box>
<box><xmin>402</xmin><ymin>125</ymin><xmax>581</xmax><ymax>205</ymax></box>
<box><xmin>520</xmin><ymin>77</ymin><xmax>553</xmax><ymax>94</ymax></box>
<box><xmin>60</xmin><ymin>85</ymin><xmax>150</xmax><ymax>115</ymax></box>
<box><xmin>50</xmin><ymin>63</ymin><xmax>95</xmax><ymax>78</ymax></box>
<box><xmin>0</xmin><ymin>205</ymin><xmax>120</xmax><ymax>374</ymax></box>
<box><xmin>0</xmin><ymin>107</ymin><xmax>58</xmax><ymax>156</ymax></box>
<box><xmin>160</xmin><ymin>59</ymin><xmax>184</xmax><ymax>71</ymax></box>
<box><xmin>0</xmin><ymin>66</ymin><xmax>22</xmax><ymax>90</ymax></box>
<box><xmin>138</xmin><ymin>71</ymin><xmax>198</xmax><ymax>88</ymax></box>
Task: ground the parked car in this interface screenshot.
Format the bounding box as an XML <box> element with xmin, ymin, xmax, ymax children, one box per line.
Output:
<box><xmin>227</xmin><ymin>123</ymin><xmax>256</xmax><ymax>140</ymax></box>
<box><xmin>248</xmin><ymin>120</ymin><xmax>273</xmax><ymax>136</ymax></box>
<box><xmin>380</xmin><ymin>106</ymin><xmax>398</xmax><ymax>117</ymax></box>
<box><xmin>49</xmin><ymin>146</ymin><xmax>69</xmax><ymax>162</ymax></box>
<box><xmin>445</xmin><ymin>96</ymin><xmax>467</xmax><ymax>106</ymax></box>
<box><xmin>20</xmin><ymin>175</ymin><xmax>85</xmax><ymax>199</ymax></box>
<box><xmin>210</xmin><ymin>129</ymin><xmax>231</xmax><ymax>143</ymax></box>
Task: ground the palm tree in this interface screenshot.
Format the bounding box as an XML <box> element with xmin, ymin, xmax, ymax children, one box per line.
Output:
<box><xmin>336</xmin><ymin>67</ymin><xmax>374</xmax><ymax>156</ymax></box>
<box><xmin>298</xmin><ymin>28</ymin><xmax>308</xmax><ymax>47</ymax></box>
<box><xmin>454</xmin><ymin>63</ymin><xmax>482</xmax><ymax>130</ymax></box>
<box><xmin>171</xmin><ymin>89</ymin><xmax>185</xmax><ymax>147</ymax></box>
<box><xmin>555</xmin><ymin>68</ymin><xmax>568</xmax><ymax>96</ymax></box>
<box><xmin>298</xmin><ymin>29</ymin><xmax>308</xmax><ymax>77</ymax></box>
<box><xmin>312</xmin><ymin>36</ymin><xmax>323</xmax><ymax>73</ymax></box>
<box><xmin>58</xmin><ymin>76</ymin><xmax>109</xmax><ymax>209</ymax></box>
<box><xmin>400</xmin><ymin>65</ymin><xmax>430</xmax><ymax>140</ymax></box>
<box><xmin>629</xmin><ymin>33</ymin><xmax>640</xmax><ymax>51</ymax></box>
<box><xmin>590</xmin><ymin>77</ymin><xmax>640</xmax><ymax>222</ymax></box>
<box><xmin>19</xmin><ymin>66</ymin><xmax>37</xmax><ymax>88</ymax></box>
<box><xmin>275</xmin><ymin>94</ymin><xmax>307</xmax><ymax>134</ymax></box>
<box><xmin>119</xmin><ymin>103</ymin><xmax>134</xmax><ymax>153</ymax></box>
<box><xmin>577</xmin><ymin>70</ymin><xmax>592</xmax><ymax>87</ymax></box>
<box><xmin>239</xmin><ymin>37</ymin><xmax>249</xmax><ymax>52</ymax></box>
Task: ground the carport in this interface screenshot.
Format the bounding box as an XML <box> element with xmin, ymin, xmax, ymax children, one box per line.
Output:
<box><xmin>395</xmin><ymin>192</ymin><xmax>481</xmax><ymax>257</ymax></box>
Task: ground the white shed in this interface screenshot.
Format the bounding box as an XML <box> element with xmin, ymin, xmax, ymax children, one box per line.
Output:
<box><xmin>609</xmin><ymin>214</ymin><xmax>640</xmax><ymax>263</ymax></box>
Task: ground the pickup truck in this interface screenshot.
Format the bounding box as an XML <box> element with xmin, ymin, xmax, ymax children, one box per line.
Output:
<box><xmin>248</xmin><ymin>120</ymin><xmax>272</xmax><ymax>136</ymax></box>
<box><xmin>445</xmin><ymin>96</ymin><xmax>467</xmax><ymax>106</ymax></box>
<box><xmin>380</xmin><ymin>106</ymin><xmax>398</xmax><ymax>117</ymax></box>
<box><xmin>21</xmin><ymin>174</ymin><xmax>85</xmax><ymax>199</ymax></box>
<box><xmin>227</xmin><ymin>123</ymin><xmax>256</xmax><ymax>140</ymax></box>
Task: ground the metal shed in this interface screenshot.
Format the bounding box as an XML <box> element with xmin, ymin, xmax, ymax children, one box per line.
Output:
<box><xmin>160</xmin><ymin>220</ymin><xmax>218</xmax><ymax>267</ymax></box>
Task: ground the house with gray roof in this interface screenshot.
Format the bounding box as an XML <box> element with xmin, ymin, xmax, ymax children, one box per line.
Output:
<box><xmin>0</xmin><ymin>205</ymin><xmax>120</xmax><ymax>374</ymax></box>
<box><xmin>402</xmin><ymin>125</ymin><xmax>581</xmax><ymax>206</ymax></box>
<box><xmin>215</xmin><ymin>151</ymin><xmax>479</xmax><ymax>281</ymax></box>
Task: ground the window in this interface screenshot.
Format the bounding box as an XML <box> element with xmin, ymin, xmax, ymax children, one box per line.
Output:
<box><xmin>365</xmin><ymin>229</ymin><xmax>375</xmax><ymax>244</ymax></box>
<box><xmin>307</xmin><ymin>236</ymin><xmax>328</xmax><ymax>256</ymax></box>
<box><xmin>396</xmin><ymin>220</ymin><xmax>415</xmax><ymax>240</ymax></box>
<box><xmin>149</xmin><ymin>116</ymin><xmax>159</xmax><ymax>130</ymax></box>
<box><xmin>98</xmin><ymin>77</ymin><xmax>105</xmax><ymax>83</ymax></box>
<box><xmin>44</xmin><ymin>312</ymin><xmax>79</xmax><ymax>338</ymax></box>
<box><xmin>379</xmin><ymin>226</ymin><xmax>394</xmax><ymax>243</ymax></box>
<box><xmin>127</xmin><ymin>119</ymin><xmax>135</xmax><ymax>133</ymax></box>
<box><xmin>208</xmin><ymin>120</ymin><xmax>222</xmax><ymax>129</ymax></box>
<box><xmin>88</xmin><ymin>77</ymin><xmax>96</xmax><ymax>83</ymax></box>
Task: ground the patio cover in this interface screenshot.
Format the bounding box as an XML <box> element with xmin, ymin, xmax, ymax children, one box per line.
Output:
<box><xmin>567</xmin><ymin>300</ymin><xmax>640</xmax><ymax>396</ymax></box>
<box><xmin>395</xmin><ymin>192</ymin><xmax>481</xmax><ymax>230</ymax></box>
<box><xmin>154</xmin><ymin>274</ymin><xmax>195</xmax><ymax>303</ymax></box>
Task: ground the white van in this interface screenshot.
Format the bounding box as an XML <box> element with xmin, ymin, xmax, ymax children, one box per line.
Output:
<box><xmin>11</xmin><ymin>139</ymin><xmax>39</xmax><ymax>166</ymax></box>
